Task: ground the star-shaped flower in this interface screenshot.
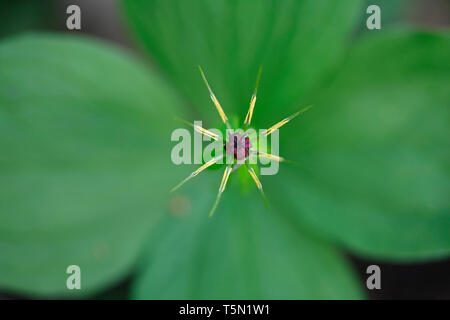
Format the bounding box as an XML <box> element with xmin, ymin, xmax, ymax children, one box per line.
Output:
<box><xmin>171</xmin><ymin>66</ymin><xmax>312</xmax><ymax>216</ymax></box>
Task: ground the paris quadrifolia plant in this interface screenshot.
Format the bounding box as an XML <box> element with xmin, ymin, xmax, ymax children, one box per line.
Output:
<box><xmin>171</xmin><ymin>66</ymin><xmax>312</xmax><ymax>216</ymax></box>
<box><xmin>2</xmin><ymin>0</ymin><xmax>448</xmax><ymax>300</ymax></box>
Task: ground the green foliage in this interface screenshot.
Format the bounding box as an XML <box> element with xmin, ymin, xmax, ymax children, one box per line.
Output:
<box><xmin>0</xmin><ymin>34</ymin><xmax>184</xmax><ymax>296</ymax></box>
<box><xmin>279</xmin><ymin>31</ymin><xmax>450</xmax><ymax>260</ymax></box>
<box><xmin>121</xmin><ymin>0</ymin><xmax>363</xmax><ymax>125</ymax></box>
<box><xmin>133</xmin><ymin>176</ymin><xmax>363</xmax><ymax>299</ymax></box>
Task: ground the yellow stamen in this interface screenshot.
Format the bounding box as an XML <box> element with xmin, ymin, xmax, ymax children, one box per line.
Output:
<box><xmin>257</xmin><ymin>151</ymin><xmax>284</xmax><ymax>162</ymax></box>
<box><xmin>246</xmin><ymin>165</ymin><xmax>269</xmax><ymax>208</ymax></box>
<box><xmin>244</xmin><ymin>66</ymin><xmax>263</xmax><ymax>126</ymax></box>
<box><xmin>209</xmin><ymin>165</ymin><xmax>232</xmax><ymax>217</ymax></box>
<box><xmin>198</xmin><ymin>66</ymin><xmax>229</xmax><ymax>125</ymax></box>
<box><xmin>264</xmin><ymin>105</ymin><xmax>313</xmax><ymax>136</ymax></box>
<box><xmin>174</xmin><ymin>117</ymin><xmax>221</xmax><ymax>141</ymax></box>
<box><xmin>244</xmin><ymin>94</ymin><xmax>256</xmax><ymax>126</ymax></box>
<box><xmin>193</xmin><ymin>125</ymin><xmax>219</xmax><ymax>141</ymax></box>
<box><xmin>219</xmin><ymin>165</ymin><xmax>232</xmax><ymax>193</ymax></box>
<box><xmin>170</xmin><ymin>155</ymin><xmax>224</xmax><ymax>192</ymax></box>
<box><xmin>247</xmin><ymin>166</ymin><xmax>262</xmax><ymax>190</ymax></box>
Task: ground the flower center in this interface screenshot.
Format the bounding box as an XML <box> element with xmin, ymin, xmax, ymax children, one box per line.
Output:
<box><xmin>224</xmin><ymin>133</ymin><xmax>251</xmax><ymax>160</ymax></box>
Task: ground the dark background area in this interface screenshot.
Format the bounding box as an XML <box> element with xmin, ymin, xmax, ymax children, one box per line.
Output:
<box><xmin>0</xmin><ymin>0</ymin><xmax>448</xmax><ymax>300</ymax></box>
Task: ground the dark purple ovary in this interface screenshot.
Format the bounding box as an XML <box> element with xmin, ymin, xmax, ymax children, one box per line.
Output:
<box><xmin>224</xmin><ymin>133</ymin><xmax>251</xmax><ymax>160</ymax></box>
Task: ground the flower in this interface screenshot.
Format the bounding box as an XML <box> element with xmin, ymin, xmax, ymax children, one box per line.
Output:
<box><xmin>172</xmin><ymin>66</ymin><xmax>312</xmax><ymax>216</ymax></box>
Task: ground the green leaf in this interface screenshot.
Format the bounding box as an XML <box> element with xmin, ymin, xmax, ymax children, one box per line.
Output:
<box><xmin>133</xmin><ymin>176</ymin><xmax>363</xmax><ymax>299</ymax></box>
<box><xmin>278</xmin><ymin>31</ymin><xmax>450</xmax><ymax>260</ymax></box>
<box><xmin>121</xmin><ymin>0</ymin><xmax>363</xmax><ymax>126</ymax></box>
<box><xmin>0</xmin><ymin>33</ymin><xmax>184</xmax><ymax>296</ymax></box>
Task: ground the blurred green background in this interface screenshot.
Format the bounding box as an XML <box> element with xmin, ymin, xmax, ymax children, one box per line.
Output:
<box><xmin>0</xmin><ymin>0</ymin><xmax>449</xmax><ymax>299</ymax></box>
